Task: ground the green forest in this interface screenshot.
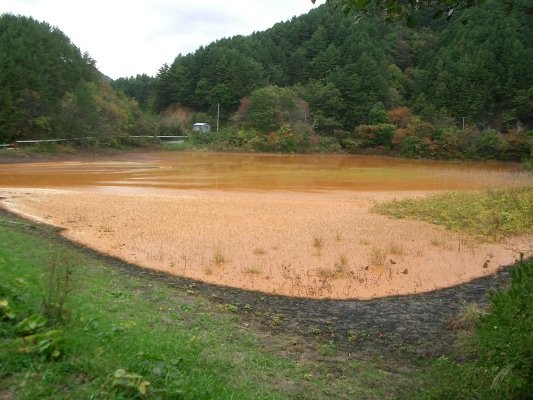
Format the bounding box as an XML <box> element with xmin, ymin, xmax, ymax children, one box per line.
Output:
<box><xmin>0</xmin><ymin>14</ymin><xmax>154</xmax><ymax>145</ymax></box>
<box><xmin>1</xmin><ymin>0</ymin><xmax>533</xmax><ymax>161</ymax></box>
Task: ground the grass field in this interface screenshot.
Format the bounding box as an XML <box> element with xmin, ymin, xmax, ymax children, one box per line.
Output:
<box><xmin>0</xmin><ymin>213</ymin><xmax>415</xmax><ymax>399</ymax></box>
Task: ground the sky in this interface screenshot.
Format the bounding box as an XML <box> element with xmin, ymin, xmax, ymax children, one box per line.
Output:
<box><xmin>1</xmin><ymin>0</ymin><xmax>327</xmax><ymax>79</ymax></box>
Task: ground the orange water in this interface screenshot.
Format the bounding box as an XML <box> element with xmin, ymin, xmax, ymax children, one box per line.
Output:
<box><xmin>0</xmin><ymin>151</ymin><xmax>525</xmax><ymax>192</ymax></box>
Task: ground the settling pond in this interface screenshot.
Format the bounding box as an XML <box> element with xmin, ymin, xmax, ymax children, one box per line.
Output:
<box><xmin>0</xmin><ymin>151</ymin><xmax>524</xmax><ymax>191</ymax></box>
<box><xmin>0</xmin><ymin>152</ymin><xmax>531</xmax><ymax>300</ymax></box>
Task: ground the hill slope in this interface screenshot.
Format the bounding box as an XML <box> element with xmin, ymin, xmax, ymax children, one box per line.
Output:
<box><xmin>145</xmin><ymin>1</ymin><xmax>532</xmax><ymax>132</ymax></box>
<box><xmin>0</xmin><ymin>14</ymin><xmax>150</xmax><ymax>144</ymax></box>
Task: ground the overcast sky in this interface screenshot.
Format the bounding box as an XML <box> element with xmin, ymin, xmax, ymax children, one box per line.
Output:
<box><xmin>1</xmin><ymin>0</ymin><xmax>327</xmax><ymax>79</ymax></box>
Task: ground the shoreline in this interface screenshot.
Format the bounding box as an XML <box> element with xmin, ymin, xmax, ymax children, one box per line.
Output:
<box><xmin>0</xmin><ymin>207</ymin><xmax>517</xmax><ymax>356</ymax></box>
<box><xmin>0</xmin><ymin>146</ymin><xmax>526</xmax><ymax>169</ymax></box>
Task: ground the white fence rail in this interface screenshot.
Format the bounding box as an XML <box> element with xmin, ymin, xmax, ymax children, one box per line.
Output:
<box><xmin>0</xmin><ymin>135</ymin><xmax>189</xmax><ymax>149</ymax></box>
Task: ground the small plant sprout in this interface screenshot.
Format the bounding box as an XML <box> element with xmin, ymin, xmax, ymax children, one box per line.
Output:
<box><xmin>370</xmin><ymin>247</ymin><xmax>388</xmax><ymax>266</ymax></box>
<box><xmin>253</xmin><ymin>247</ymin><xmax>266</xmax><ymax>255</ymax></box>
<box><xmin>213</xmin><ymin>247</ymin><xmax>226</xmax><ymax>264</ymax></box>
<box><xmin>388</xmin><ymin>242</ymin><xmax>404</xmax><ymax>256</ymax></box>
<box><xmin>456</xmin><ymin>302</ymin><xmax>487</xmax><ymax>330</ymax></box>
<box><xmin>335</xmin><ymin>254</ymin><xmax>349</xmax><ymax>273</ymax></box>
<box><xmin>42</xmin><ymin>253</ymin><xmax>76</xmax><ymax>323</ymax></box>
<box><xmin>431</xmin><ymin>237</ymin><xmax>446</xmax><ymax>247</ymax></box>
<box><xmin>313</xmin><ymin>236</ymin><xmax>324</xmax><ymax>249</ymax></box>
<box><xmin>244</xmin><ymin>266</ymin><xmax>261</xmax><ymax>275</ymax></box>
<box><xmin>270</xmin><ymin>314</ymin><xmax>283</xmax><ymax>326</ymax></box>
<box><xmin>313</xmin><ymin>235</ymin><xmax>324</xmax><ymax>256</ymax></box>
<box><xmin>316</xmin><ymin>267</ymin><xmax>337</xmax><ymax>279</ymax></box>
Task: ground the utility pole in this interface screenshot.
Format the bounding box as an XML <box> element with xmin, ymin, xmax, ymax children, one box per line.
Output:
<box><xmin>217</xmin><ymin>102</ymin><xmax>220</xmax><ymax>133</ymax></box>
<box><xmin>462</xmin><ymin>117</ymin><xmax>466</xmax><ymax>131</ymax></box>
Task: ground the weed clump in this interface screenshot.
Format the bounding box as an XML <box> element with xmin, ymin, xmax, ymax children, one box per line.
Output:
<box><xmin>42</xmin><ymin>254</ymin><xmax>76</xmax><ymax>323</ymax></box>
<box><xmin>1</xmin><ymin>256</ymin><xmax>72</xmax><ymax>360</ymax></box>
<box><xmin>213</xmin><ymin>247</ymin><xmax>227</xmax><ymax>264</ymax></box>
<box><xmin>420</xmin><ymin>257</ymin><xmax>533</xmax><ymax>399</ymax></box>
<box><xmin>388</xmin><ymin>242</ymin><xmax>404</xmax><ymax>256</ymax></box>
<box><xmin>317</xmin><ymin>255</ymin><xmax>349</xmax><ymax>280</ymax></box>
<box><xmin>313</xmin><ymin>236</ymin><xmax>324</xmax><ymax>249</ymax></box>
<box><xmin>244</xmin><ymin>266</ymin><xmax>261</xmax><ymax>275</ymax></box>
<box><xmin>374</xmin><ymin>187</ymin><xmax>533</xmax><ymax>241</ymax></box>
<box><xmin>253</xmin><ymin>247</ymin><xmax>266</xmax><ymax>255</ymax></box>
<box><xmin>312</xmin><ymin>235</ymin><xmax>324</xmax><ymax>257</ymax></box>
<box><xmin>370</xmin><ymin>247</ymin><xmax>388</xmax><ymax>266</ymax></box>
<box><xmin>336</xmin><ymin>254</ymin><xmax>349</xmax><ymax>272</ymax></box>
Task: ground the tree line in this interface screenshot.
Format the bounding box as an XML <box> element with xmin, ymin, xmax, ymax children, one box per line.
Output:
<box><xmin>1</xmin><ymin>2</ymin><xmax>532</xmax><ymax>161</ymax></box>
<box><xmin>114</xmin><ymin>0</ymin><xmax>531</xmax><ymax>160</ymax></box>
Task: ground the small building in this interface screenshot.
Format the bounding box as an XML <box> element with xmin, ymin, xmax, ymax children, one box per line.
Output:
<box><xmin>192</xmin><ymin>122</ymin><xmax>211</xmax><ymax>133</ymax></box>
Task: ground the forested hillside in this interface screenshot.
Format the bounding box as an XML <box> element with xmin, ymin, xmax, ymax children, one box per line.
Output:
<box><xmin>145</xmin><ymin>1</ymin><xmax>532</xmax><ymax>130</ymax></box>
<box><xmin>1</xmin><ymin>2</ymin><xmax>532</xmax><ymax>161</ymax></box>
<box><xmin>0</xmin><ymin>14</ymin><xmax>152</xmax><ymax>144</ymax></box>
<box><xmin>114</xmin><ymin>0</ymin><xmax>532</xmax><ymax>160</ymax></box>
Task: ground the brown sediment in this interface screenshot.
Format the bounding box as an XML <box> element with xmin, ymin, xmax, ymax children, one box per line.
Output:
<box><xmin>0</xmin><ymin>152</ymin><xmax>531</xmax><ymax>300</ymax></box>
<box><xmin>1</xmin><ymin>189</ymin><xmax>529</xmax><ymax>300</ymax></box>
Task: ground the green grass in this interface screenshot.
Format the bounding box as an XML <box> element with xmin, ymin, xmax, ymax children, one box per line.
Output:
<box><xmin>0</xmin><ymin>216</ymin><xmax>410</xmax><ymax>399</ymax></box>
<box><xmin>374</xmin><ymin>187</ymin><xmax>533</xmax><ymax>241</ymax></box>
<box><xmin>408</xmin><ymin>258</ymin><xmax>533</xmax><ymax>399</ymax></box>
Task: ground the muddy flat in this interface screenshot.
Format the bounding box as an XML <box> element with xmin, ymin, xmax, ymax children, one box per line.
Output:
<box><xmin>1</xmin><ymin>151</ymin><xmax>531</xmax><ymax>299</ymax></box>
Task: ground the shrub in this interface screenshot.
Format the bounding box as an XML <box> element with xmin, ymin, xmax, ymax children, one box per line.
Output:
<box><xmin>232</xmin><ymin>129</ymin><xmax>258</xmax><ymax>148</ymax></box>
<box><xmin>368</xmin><ymin>102</ymin><xmax>389</xmax><ymax>124</ymax></box>
<box><xmin>500</xmin><ymin>131</ymin><xmax>531</xmax><ymax>161</ymax></box>
<box><xmin>523</xmin><ymin>157</ymin><xmax>533</xmax><ymax>170</ymax></box>
<box><xmin>418</xmin><ymin>258</ymin><xmax>533</xmax><ymax>399</ymax></box>
<box><xmin>354</xmin><ymin>124</ymin><xmax>380</xmax><ymax>147</ymax></box>
<box><xmin>341</xmin><ymin>138</ymin><xmax>364</xmax><ymax>153</ymax></box>
<box><xmin>400</xmin><ymin>135</ymin><xmax>428</xmax><ymax>158</ymax></box>
<box><xmin>309</xmin><ymin>135</ymin><xmax>341</xmax><ymax>153</ymax></box>
<box><xmin>355</xmin><ymin>123</ymin><xmax>396</xmax><ymax>148</ymax></box>
<box><xmin>188</xmin><ymin>130</ymin><xmax>215</xmax><ymax>146</ymax></box>
<box><xmin>474</xmin><ymin>129</ymin><xmax>510</xmax><ymax>160</ymax></box>
<box><xmin>277</xmin><ymin>124</ymin><xmax>308</xmax><ymax>153</ymax></box>
<box><xmin>434</xmin><ymin>127</ymin><xmax>463</xmax><ymax>159</ymax></box>
<box><xmin>391</xmin><ymin>128</ymin><xmax>411</xmax><ymax>148</ymax></box>
<box><xmin>388</xmin><ymin>107</ymin><xmax>412</xmax><ymax>128</ymax></box>
<box><xmin>158</xmin><ymin>119</ymin><xmax>185</xmax><ymax>136</ymax></box>
<box><xmin>408</xmin><ymin>118</ymin><xmax>436</xmax><ymax>140</ymax></box>
<box><xmin>374</xmin><ymin>124</ymin><xmax>396</xmax><ymax>148</ymax></box>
